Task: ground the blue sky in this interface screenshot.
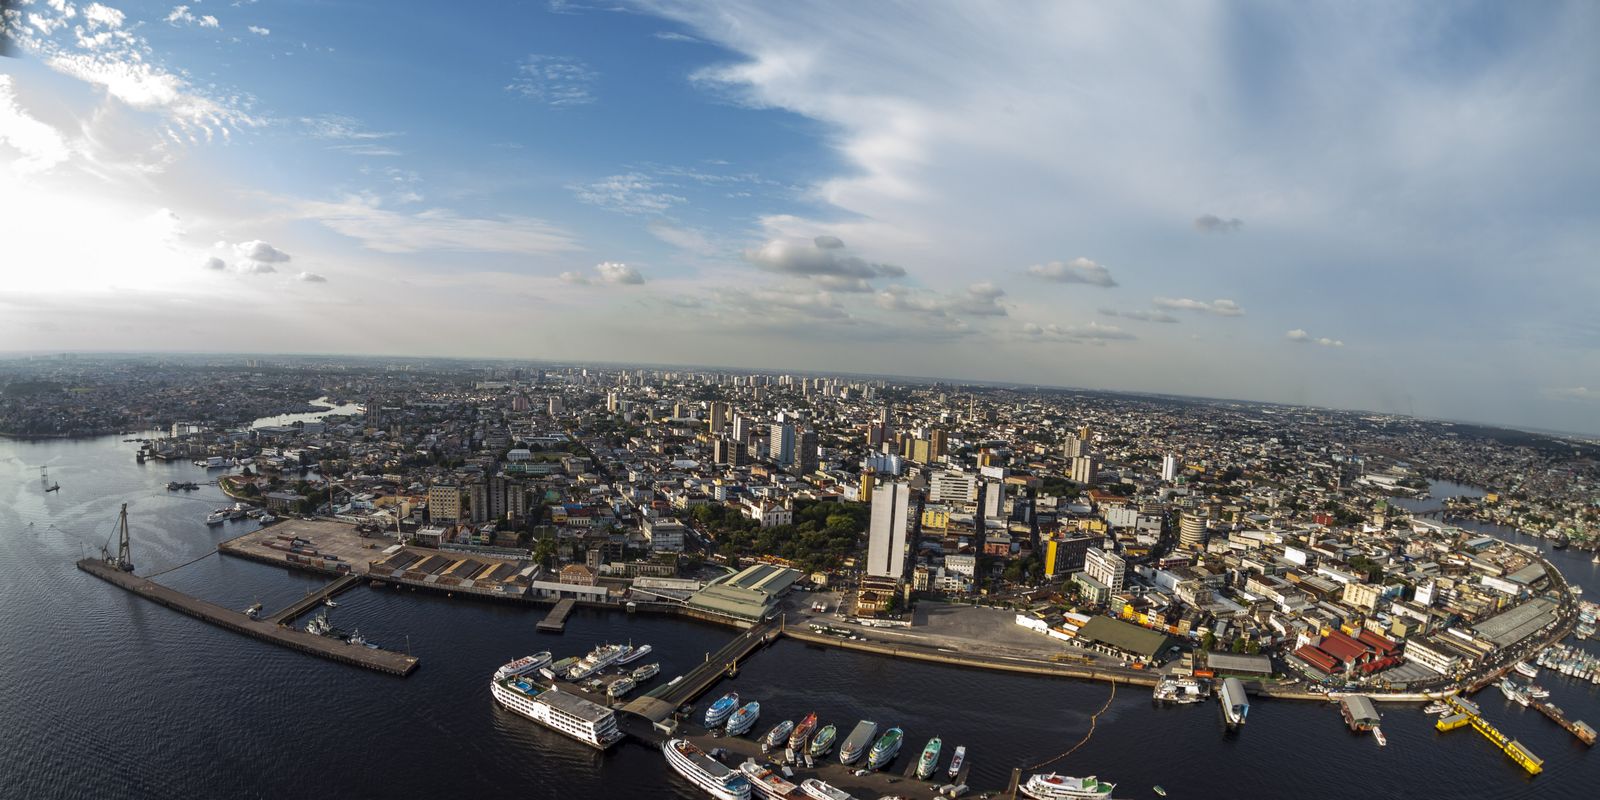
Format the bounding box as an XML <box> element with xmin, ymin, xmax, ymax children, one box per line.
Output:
<box><xmin>2</xmin><ymin>0</ymin><xmax>1598</xmax><ymax>434</ymax></box>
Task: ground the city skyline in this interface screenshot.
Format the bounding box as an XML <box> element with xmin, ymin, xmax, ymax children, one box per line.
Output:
<box><xmin>3</xmin><ymin>1</ymin><xmax>1599</xmax><ymax>434</ymax></box>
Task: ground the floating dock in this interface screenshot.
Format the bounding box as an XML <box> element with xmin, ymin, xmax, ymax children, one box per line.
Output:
<box><xmin>538</xmin><ymin>598</ymin><xmax>577</xmax><ymax>633</ymax></box>
<box><xmin>78</xmin><ymin>558</ymin><xmax>418</xmax><ymax>676</ymax></box>
<box><xmin>621</xmin><ymin>619</ymin><xmax>779</xmax><ymax>725</ymax></box>
<box><xmin>266</xmin><ymin>574</ymin><xmax>363</xmax><ymax>625</ymax></box>
<box><xmin>1529</xmin><ymin>697</ymin><xmax>1597</xmax><ymax>745</ymax></box>
<box><xmin>1435</xmin><ymin>697</ymin><xmax>1542</xmax><ymax>774</ymax></box>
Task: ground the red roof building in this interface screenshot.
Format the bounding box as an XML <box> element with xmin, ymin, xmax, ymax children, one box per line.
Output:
<box><xmin>1294</xmin><ymin>645</ymin><xmax>1341</xmax><ymax>674</ymax></box>
<box><xmin>1319</xmin><ymin>629</ymin><xmax>1374</xmax><ymax>666</ymax></box>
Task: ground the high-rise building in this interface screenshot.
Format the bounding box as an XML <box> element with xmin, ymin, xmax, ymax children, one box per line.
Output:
<box><xmin>1063</xmin><ymin>436</ymin><xmax>1085</xmax><ymax>459</ymax></box>
<box><xmin>427</xmin><ymin>484</ymin><xmax>462</xmax><ymax>524</ymax></box>
<box><xmin>1085</xmin><ymin>546</ymin><xmax>1126</xmax><ymax>591</ymax></box>
<box><xmin>929</xmin><ymin>470</ymin><xmax>978</xmax><ymax>504</ymax></box>
<box><xmin>929</xmin><ymin>429</ymin><xmax>948</xmax><ymax>458</ymax></box>
<box><xmin>548</xmin><ymin>396</ymin><xmax>564</xmax><ymax>416</ymax></box>
<box><xmin>1043</xmin><ymin>535</ymin><xmax>1095</xmax><ymax>578</ymax></box>
<box><xmin>708</xmin><ymin>401</ymin><xmax>729</xmax><ymax>433</ymax></box>
<box><xmin>1070</xmin><ymin>455</ymin><xmax>1099</xmax><ymax>485</ymax></box>
<box><xmin>982</xmin><ymin>479</ymin><xmax>1004</xmax><ymax>519</ymax></box>
<box><xmin>867</xmin><ymin>482</ymin><xmax>911</xmax><ymax>582</ymax></box>
<box><xmin>798</xmin><ymin>428</ymin><xmax>819</xmax><ymax>474</ymax></box>
<box><xmin>1179</xmin><ymin>511</ymin><xmax>1209</xmax><ymax>549</ymax></box>
<box><xmin>468</xmin><ymin>481</ymin><xmax>488</xmax><ymax>523</ymax></box>
<box><xmin>732</xmin><ymin>414</ymin><xmax>750</xmax><ymax>444</ymax></box>
<box><xmin>769</xmin><ymin>421</ymin><xmax>796</xmax><ymax>468</ymax></box>
<box><xmin>1161</xmin><ymin>454</ymin><xmax>1179</xmax><ymax>482</ymax></box>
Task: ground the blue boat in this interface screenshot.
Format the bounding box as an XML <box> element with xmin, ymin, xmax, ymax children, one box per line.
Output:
<box><xmin>704</xmin><ymin>692</ymin><xmax>740</xmax><ymax>728</ymax></box>
<box><xmin>725</xmin><ymin>701</ymin><xmax>762</xmax><ymax>736</ymax></box>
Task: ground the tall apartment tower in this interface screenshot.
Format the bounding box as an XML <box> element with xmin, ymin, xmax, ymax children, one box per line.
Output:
<box><xmin>867</xmin><ymin>482</ymin><xmax>911</xmax><ymax>582</ymax></box>
<box><xmin>1161</xmin><ymin>454</ymin><xmax>1180</xmax><ymax>482</ymax></box>
<box><xmin>769</xmin><ymin>421</ymin><xmax>796</xmax><ymax>468</ymax></box>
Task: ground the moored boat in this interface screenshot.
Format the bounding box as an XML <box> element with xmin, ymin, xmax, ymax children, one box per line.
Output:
<box><xmin>839</xmin><ymin>720</ymin><xmax>878</xmax><ymax>765</ymax></box>
<box><xmin>491</xmin><ymin>677</ymin><xmax>623</xmax><ymax>750</ymax></box>
<box><xmin>866</xmin><ymin>726</ymin><xmax>903</xmax><ymax>770</ymax></box>
<box><xmin>789</xmin><ymin>712</ymin><xmax>819</xmax><ymax>750</ymax></box>
<box><xmin>618</xmin><ymin>643</ymin><xmax>653</xmax><ymax>665</ymax></box>
<box><xmin>632</xmin><ymin>662</ymin><xmax>661</xmax><ymax>682</ymax></box>
<box><xmin>1019</xmin><ymin>773</ymin><xmax>1116</xmax><ymax>800</ymax></box>
<box><xmin>705</xmin><ymin>693</ymin><xmax>741</xmax><ymax>728</ymax></box>
<box><xmin>762</xmin><ymin>720</ymin><xmax>795</xmax><ymax>753</ymax></box>
<box><xmin>946</xmin><ymin>744</ymin><xmax>966</xmax><ymax>779</ymax></box>
<box><xmin>663</xmin><ymin>738</ymin><xmax>751</xmax><ymax>800</ymax></box>
<box><xmin>1514</xmin><ymin>661</ymin><xmax>1538</xmax><ymax>679</ymax></box>
<box><xmin>739</xmin><ymin>760</ymin><xmax>800</xmax><ymax>800</ymax></box>
<box><xmin>916</xmin><ymin>737</ymin><xmax>942</xmax><ymax>779</ymax></box>
<box><xmin>726</xmin><ymin>701</ymin><xmax>762</xmax><ymax>736</ymax></box>
<box><xmin>808</xmin><ymin>724</ymin><xmax>838</xmax><ymax>757</ymax></box>
<box><xmin>607</xmin><ymin>677</ymin><xmax>636</xmax><ymax>698</ymax></box>
<box><xmin>801</xmin><ymin>778</ymin><xmax>855</xmax><ymax>800</ymax></box>
<box><xmin>493</xmin><ymin>652</ymin><xmax>553</xmax><ymax>681</ymax></box>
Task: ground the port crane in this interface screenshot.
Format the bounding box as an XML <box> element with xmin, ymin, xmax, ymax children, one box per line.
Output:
<box><xmin>100</xmin><ymin>503</ymin><xmax>135</xmax><ymax>572</ymax></box>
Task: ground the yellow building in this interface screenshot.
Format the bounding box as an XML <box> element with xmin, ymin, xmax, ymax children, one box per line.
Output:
<box><xmin>921</xmin><ymin>506</ymin><xmax>951</xmax><ymax>530</ymax></box>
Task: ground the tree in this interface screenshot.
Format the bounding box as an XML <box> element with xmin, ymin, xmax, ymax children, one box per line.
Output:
<box><xmin>1231</xmin><ymin>637</ymin><xmax>1248</xmax><ymax>654</ymax></box>
<box><xmin>1201</xmin><ymin>632</ymin><xmax>1217</xmax><ymax>651</ymax></box>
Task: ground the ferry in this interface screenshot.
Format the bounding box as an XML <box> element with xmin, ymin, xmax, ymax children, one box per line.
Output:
<box><xmin>739</xmin><ymin>760</ymin><xmax>801</xmax><ymax>800</ymax></box>
<box><xmin>762</xmin><ymin>720</ymin><xmax>795</xmax><ymax>753</ymax></box>
<box><xmin>789</xmin><ymin>712</ymin><xmax>819</xmax><ymax>750</ymax></box>
<box><xmin>1373</xmin><ymin>727</ymin><xmax>1388</xmax><ymax>747</ymax></box>
<box><xmin>618</xmin><ymin>643</ymin><xmax>653</xmax><ymax>665</ymax></box>
<box><xmin>493</xmin><ymin>652</ymin><xmax>553</xmax><ymax>681</ymax></box>
<box><xmin>705</xmin><ymin>693</ymin><xmax>741</xmax><ymax>728</ymax></box>
<box><xmin>800</xmin><ymin>778</ymin><xmax>855</xmax><ymax>800</ymax></box>
<box><xmin>244</xmin><ymin>601</ymin><xmax>263</xmax><ymax>619</ymax></box>
<box><xmin>1019</xmin><ymin>773</ymin><xmax>1116</xmax><ymax>800</ymax></box>
<box><xmin>568</xmin><ymin>643</ymin><xmax>630</xmax><ymax>680</ymax></box>
<box><xmin>490</xmin><ymin>674</ymin><xmax>623</xmax><ymax>750</ymax></box>
<box><xmin>631</xmin><ymin>662</ymin><xmax>661</xmax><ymax>682</ymax></box>
<box><xmin>205</xmin><ymin>511</ymin><xmax>227</xmax><ymax>525</ymax></box>
<box><xmin>808</xmin><ymin>724</ymin><xmax>838</xmax><ymax>757</ymax></box>
<box><xmin>1514</xmin><ymin>661</ymin><xmax>1539</xmax><ymax>679</ymax></box>
<box><xmin>1527</xmin><ymin>685</ymin><xmax>1550</xmax><ymax>699</ymax></box>
<box><xmin>1422</xmin><ymin>702</ymin><xmax>1450</xmax><ymax>715</ymax></box>
<box><xmin>1497</xmin><ymin>678</ymin><xmax>1530</xmax><ymax>706</ymax></box>
<box><xmin>916</xmin><ymin>737</ymin><xmax>942</xmax><ymax>779</ymax></box>
<box><xmin>1153</xmin><ymin>676</ymin><xmax>1207</xmax><ymax>704</ymax></box>
<box><xmin>726</xmin><ymin>701</ymin><xmax>762</xmax><ymax>736</ymax></box>
<box><xmin>867</xmin><ymin>726</ymin><xmax>903</xmax><ymax>770</ymax></box>
<box><xmin>946</xmin><ymin>744</ymin><xmax>966</xmax><ymax>778</ymax></box>
<box><xmin>1219</xmin><ymin>677</ymin><xmax>1249</xmax><ymax>728</ymax></box>
<box><xmin>607</xmin><ymin>677</ymin><xmax>637</xmax><ymax>698</ymax></box>
<box><xmin>838</xmin><ymin>720</ymin><xmax>878</xmax><ymax>765</ymax></box>
<box><xmin>663</xmin><ymin>739</ymin><xmax>751</xmax><ymax>800</ymax></box>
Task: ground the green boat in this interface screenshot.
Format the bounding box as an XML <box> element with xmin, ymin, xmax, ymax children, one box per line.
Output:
<box><xmin>808</xmin><ymin>723</ymin><xmax>838</xmax><ymax>757</ymax></box>
<box><xmin>916</xmin><ymin>736</ymin><xmax>942</xmax><ymax>779</ymax></box>
<box><xmin>867</xmin><ymin>726</ymin><xmax>904</xmax><ymax>770</ymax></box>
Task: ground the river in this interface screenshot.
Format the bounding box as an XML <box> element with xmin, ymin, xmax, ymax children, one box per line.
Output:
<box><xmin>249</xmin><ymin>397</ymin><xmax>365</xmax><ymax>429</ymax></box>
<box><xmin>1</xmin><ymin>441</ymin><xmax>1594</xmax><ymax>799</ymax></box>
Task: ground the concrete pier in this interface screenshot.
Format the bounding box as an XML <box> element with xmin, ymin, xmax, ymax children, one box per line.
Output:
<box><xmin>266</xmin><ymin>574</ymin><xmax>363</xmax><ymax>625</ymax></box>
<box><xmin>538</xmin><ymin>598</ymin><xmax>577</xmax><ymax>633</ymax></box>
<box><xmin>78</xmin><ymin>558</ymin><xmax>418</xmax><ymax>676</ymax></box>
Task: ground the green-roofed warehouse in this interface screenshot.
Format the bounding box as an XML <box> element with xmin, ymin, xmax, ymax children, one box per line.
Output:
<box><xmin>1076</xmin><ymin>616</ymin><xmax>1179</xmax><ymax>664</ymax></box>
<box><xmin>687</xmin><ymin>563</ymin><xmax>802</xmax><ymax>622</ymax></box>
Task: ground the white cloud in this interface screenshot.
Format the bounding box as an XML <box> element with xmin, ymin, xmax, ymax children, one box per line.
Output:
<box><xmin>301</xmin><ymin>115</ymin><xmax>400</xmax><ymax>141</ymax></box>
<box><xmin>1193</xmin><ymin>214</ymin><xmax>1243</xmax><ymax>234</ymax></box>
<box><xmin>1545</xmin><ymin>387</ymin><xmax>1599</xmax><ymax>403</ymax></box>
<box><xmin>559</xmin><ymin>271</ymin><xmax>591</xmax><ymax>285</ymax></box>
<box><xmin>295</xmin><ymin>196</ymin><xmax>581</xmax><ymax>255</ymax></box>
<box><xmin>236</xmin><ymin>261</ymin><xmax>277</xmax><ymax>275</ymax></box>
<box><xmin>297</xmin><ymin>271</ymin><xmax>328</xmax><ymax>283</ymax></box>
<box><xmin>1099</xmin><ymin>307</ymin><xmax>1178</xmax><ymax>323</ymax></box>
<box><xmin>202</xmin><ymin>256</ymin><xmax>227</xmax><ymax>271</ymax></box>
<box><xmin>743</xmin><ymin>237</ymin><xmax>905</xmax><ymax>284</ymax></box>
<box><xmin>648</xmin><ymin>221</ymin><xmax>718</xmax><ymax>255</ymax></box>
<box><xmin>876</xmin><ymin>282</ymin><xmax>1006</xmax><ymax>317</ymax></box>
<box><xmin>1021</xmin><ymin>321</ymin><xmax>1135</xmax><ymax>343</ymax></box>
<box><xmin>574</xmin><ymin>173</ymin><xmax>686</xmax><ymax>214</ymax></box>
<box><xmin>85</xmin><ymin>4</ymin><xmax>126</xmax><ymax>29</ymax></box>
<box><xmin>248</xmin><ymin>26</ymin><xmax>270</xmax><ymax>36</ymax></box>
<box><xmin>655</xmin><ymin>31</ymin><xmax>701</xmax><ymax>43</ymax></box>
<box><xmin>507</xmin><ymin>55</ymin><xmax>598</xmax><ymax>107</ymax></box>
<box><xmin>1026</xmin><ymin>257</ymin><xmax>1117</xmax><ymax>287</ymax></box>
<box><xmin>0</xmin><ymin>76</ymin><xmax>72</xmax><ymax>174</ymax></box>
<box><xmin>1154</xmin><ymin>297</ymin><xmax>1244</xmax><ymax>316</ymax></box>
<box><xmin>234</xmin><ymin>240</ymin><xmax>292</xmax><ymax>263</ymax></box>
<box><xmin>165</xmin><ymin>6</ymin><xmax>219</xmax><ymax>29</ymax></box>
<box><xmin>596</xmin><ymin>261</ymin><xmax>645</xmax><ymax>285</ymax></box>
<box><xmin>1286</xmin><ymin>329</ymin><xmax>1343</xmax><ymax>347</ymax></box>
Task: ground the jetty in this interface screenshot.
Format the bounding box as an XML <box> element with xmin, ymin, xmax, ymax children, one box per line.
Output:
<box><xmin>78</xmin><ymin>558</ymin><xmax>417</xmax><ymax>676</ymax></box>
<box><xmin>621</xmin><ymin>618</ymin><xmax>780</xmax><ymax>725</ymax></box>
<box><xmin>266</xmin><ymin>574</ymin><xmax>363</xmax><ymax>625</ymax></box>
<box><xmin>1529</xmin><ymin>696</ymin><xmax>1597</xmax><ymax>745</ymax></box>
<box><xmin>1435</xmin><ymin>696</ymin><xmax>1542</xmax><ymax>774</ymax></box>
<box><xmin>538</xmin><ymin>597</ymin><xmax>577</xmax><ymax>633</ymax></box>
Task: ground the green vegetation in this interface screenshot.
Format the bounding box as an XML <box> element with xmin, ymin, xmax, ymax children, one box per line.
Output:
<box><xmin>690</xmin><ymin>499</ymin><xmax>869</xmax><ymax>573</ymax></box>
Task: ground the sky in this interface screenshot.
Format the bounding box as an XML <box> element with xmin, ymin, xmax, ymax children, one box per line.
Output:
<box><xmin>1</xmin><ymin>1</ymin><xmax>1598</xmax><ymax>433</ymax></box>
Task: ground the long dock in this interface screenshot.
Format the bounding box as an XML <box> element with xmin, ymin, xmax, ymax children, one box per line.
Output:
<box><xmin>1435</xmin><ymin>697</ymin><xmax>1542</xmax><ymax>774</ymax></box>
<box><xmin>621</xmin><ymin>619</ymin><xmax>779</xmax><ymax>724</ymax></box>
<box><xmin>78</xmin><ymin>558</ymin><xmax>418</xmax><ymax>676</ymax></box>
<box><xmin>266</xmin><ymin>574</ymin><xmax>363</xmax><ymax>625</ymax></box>
<box><xmin>1529</xmin><ymin>696</ymin><xmax>1597</xmax><ymax>745</ymax></box>
<box><xmin>538</xmin><ymin>598</ymin><xmax>577</xmax><ymax>633</ymax></box>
